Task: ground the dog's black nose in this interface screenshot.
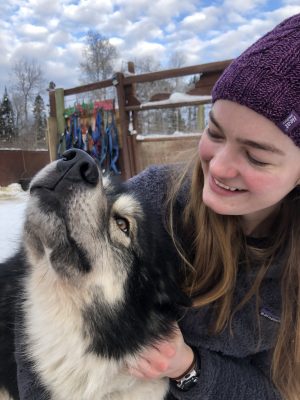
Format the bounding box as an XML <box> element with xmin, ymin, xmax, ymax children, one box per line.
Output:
<box><xmin>58</xmin><ymin>149</ymin><xmax>99</xmax><ymax>185</ymax></box>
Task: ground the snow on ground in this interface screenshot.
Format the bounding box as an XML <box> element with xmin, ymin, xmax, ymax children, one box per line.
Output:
<box><xmin>0</xmin><ymin>184</ymin><xmax>28</xmax><ymax>262</ymax></box>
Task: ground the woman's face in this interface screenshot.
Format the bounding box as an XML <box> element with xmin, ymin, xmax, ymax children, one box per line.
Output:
<box><xmin>198</xmin><ymin>100</ymin><xmax>300</xmax><ymax>234</ymax></box>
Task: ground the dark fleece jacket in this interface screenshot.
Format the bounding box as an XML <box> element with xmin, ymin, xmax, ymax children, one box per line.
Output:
<box><xmin>127</xmin><ymin>165</ymin><xmax>282</xmax><ymax>400</ymax></box>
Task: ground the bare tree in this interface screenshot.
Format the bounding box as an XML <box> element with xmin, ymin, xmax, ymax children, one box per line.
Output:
<box><xmin>129</xmin><ymin>56</ymin><xmax>175</xmax><ymax>135</ymax></box>
<box><xmin>11</xmin><ymin>58</ymin><xmax>45</xmax><ymax>122</ymax></box>
<box><xmin>168</xmin><ymin>51</ymin><xmax>187</xmax><ymax>92</ymax></box>
<box><xmin>168</xmin><ymin>51</ymin><xmax>186</xmax><ymax>69</ymax></box>
<box><xmin>132</xmin><ymin>56</ymin><xmax>171</xmax><ymax>102</ymax></box>
<box><xmin>11</xmin><ymin>93</ymin><xmax>24</xmax><ymax>133</ymax></box>
<box><xmin>80</xmin><ymin>31</ymin><xmax>118</xmax><ymax>83</ymax></box>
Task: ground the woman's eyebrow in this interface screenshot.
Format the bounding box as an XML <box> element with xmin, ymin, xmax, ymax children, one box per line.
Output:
<box><xmin>209</xmin><ymin>110</ymin><xmax>284</xmax><ymax>155</ymax></box>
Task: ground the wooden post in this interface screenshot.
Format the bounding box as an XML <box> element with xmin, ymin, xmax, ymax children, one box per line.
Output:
<box><xmin>126</xmin><ymin>62</ymin><xmax>140</xmax><ymax>175</ymax></box>
<box><xmin>47</xmin><ymin>88</ymin><xmax>65</xmax><ymax>161</ymax></box>
<box><xmin>47</xmin><ymin>90</ymin><xmax>57</xmax><ymax>161</ymax></box>
<box><xmin>197</xmin><ymin>105</ymin><xmax>205</xmax><ymax>132</ymax></box>
<box><xmin>113</xmin><ymin>72</ymin><xmax>135</xmax><ymax>179</ymax></box>
<box><xmin>49</xmin><ymin>90</ymin><xmax>56</xmax><ymax>118</ymax></box>
<box><xmin>47</xmin><ymin>116</ymin><xmax>58</xmax><ymax>162</ymax></box>
<box><xmin>55</xmin><ymin>88</ymin><xmax>65</xmax><ymax>136</ymax></box>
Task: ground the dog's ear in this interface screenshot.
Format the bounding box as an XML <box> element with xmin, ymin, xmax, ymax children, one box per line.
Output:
<box><xmin>168</xmin><ymin>277</ymin><xmax>192</xmax><ymax>308</ymax></box>
<box><xmin>176</xmin><ymin>290</ymin><xmax>192</xmax><ymax>307</ymax></box>
<box><xmin>155</xmin><ymin>262</ymin><xmax>192</xmax><ymax>308</ymax></box>
<box><xmin>156</xmin><ymin>283</ymin><xmax>191</xmax><ymax>307</ymax></box>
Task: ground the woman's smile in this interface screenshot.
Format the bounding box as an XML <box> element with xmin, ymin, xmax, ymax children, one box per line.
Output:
<box><xmin>209</xmin><ymin>175</ymin><xmax>246</xmax><ymax>195</ymax></box>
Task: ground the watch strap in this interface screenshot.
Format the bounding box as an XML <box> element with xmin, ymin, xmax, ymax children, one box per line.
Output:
<box><xmin>170</xmin><ymin>348</ymin><xmax>200</xmax><ymax>391</ymax></box>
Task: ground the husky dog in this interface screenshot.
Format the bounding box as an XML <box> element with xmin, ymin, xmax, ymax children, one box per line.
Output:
<box><xmin>0</xmin><ymin>149</ymin><xmax>188</xmax><ymax>400</ymax></box>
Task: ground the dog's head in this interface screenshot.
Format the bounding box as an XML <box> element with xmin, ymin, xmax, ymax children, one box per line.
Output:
<box><xmin>23</xmin><ymin>149</ymin><xmax>189</xmax><ymax>357</ymax></box>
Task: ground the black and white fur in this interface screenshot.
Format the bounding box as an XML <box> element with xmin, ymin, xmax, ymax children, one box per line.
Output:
<box><xmin>0</xmin><ymin>149</ymin><xmax>188</xmax><ymax>400</ymax></box>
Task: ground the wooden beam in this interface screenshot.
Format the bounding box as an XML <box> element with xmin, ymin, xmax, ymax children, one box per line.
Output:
<box><xmin>123</xmin><ymin>60</ymin><xmax>232</xmax><ymax>85</ymax></box>
<box><xmin>64</xmin><ymin>79</ymin><xmax>113</xmax><ymax>96</ymax></box>
<box><xmin>60</xmin><ymin>60</ymin><xmax>232</xmax><ymax>98</ymax></box>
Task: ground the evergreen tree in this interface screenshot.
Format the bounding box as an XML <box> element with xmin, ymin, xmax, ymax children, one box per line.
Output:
<box><xmin>0</xmin><ymin>108</ymin><xmax>5</xmax><ymax>139</ymax></box>
<box><xmin>33</xmin><ymin>94</ymin><xmax>47</xmax><ymax>142</ymax></box>
<box><xmin>0</xmin><ymin>88</ymin><xmax>15</xmax><ymax>141</ymax></box>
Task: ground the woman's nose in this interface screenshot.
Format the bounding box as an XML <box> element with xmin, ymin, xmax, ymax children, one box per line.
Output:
<box><xmin>209</xmin><ymin>146</ymin><xmax>239</xmax><ymax>179</ymax></box>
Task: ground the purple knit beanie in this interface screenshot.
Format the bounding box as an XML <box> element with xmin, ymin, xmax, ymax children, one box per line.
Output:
<box><xmin>212</xmin><ymin>13</ymin><xmax>300</xmax><ymax>147</ymax></box>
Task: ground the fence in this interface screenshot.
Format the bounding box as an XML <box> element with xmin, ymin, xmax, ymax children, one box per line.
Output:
<box><xmin>0</xmin><ymin>149</ymin><xmax>50</xmax><ymax>187</ymax></box>
<box><xmin>48</xmin><ymin>59</ymin><xmax>232</xmax><ymax>180</ymax></box>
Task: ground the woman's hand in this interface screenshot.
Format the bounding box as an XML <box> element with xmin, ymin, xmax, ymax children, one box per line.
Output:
<box><xmin>127</xmin><ymin>324</ymin><xmax>194</xmax><ymax>380</ymax></box>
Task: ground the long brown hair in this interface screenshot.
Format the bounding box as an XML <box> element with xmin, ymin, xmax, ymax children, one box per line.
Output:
<box><xmin>167</xmin><ymin>156</ymin><xmax>300</xmax><ymax>400</ymax></box>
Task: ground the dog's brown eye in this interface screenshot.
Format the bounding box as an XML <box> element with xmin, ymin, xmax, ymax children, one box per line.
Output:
<box><xmin>116</xmin><ymin>217</ymin><xmax>129</xmax><ymax>234</ymax></box>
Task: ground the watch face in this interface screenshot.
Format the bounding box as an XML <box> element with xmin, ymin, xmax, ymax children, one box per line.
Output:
<box><xmin>177</xmin><ymin>373</ymin><xmax>199</xmax><ymax>391</ymax></box>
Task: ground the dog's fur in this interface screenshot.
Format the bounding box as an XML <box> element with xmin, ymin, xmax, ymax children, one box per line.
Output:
<box><xmin>0</xmin><ymin>149</ymin><xmax>188</xmax><ymax>400</ymax></box>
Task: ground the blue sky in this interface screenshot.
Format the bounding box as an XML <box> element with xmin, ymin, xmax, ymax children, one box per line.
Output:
<box><xmin>0</xmin><ymin>0</ymin><xmax>299</xmax><ymax>95</ymax></box>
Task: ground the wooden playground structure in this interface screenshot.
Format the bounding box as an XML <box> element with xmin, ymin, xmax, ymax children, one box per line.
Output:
<box><xmin>47</xmin><ymin>59</ymin><xmax>232</xmax><ymax>180</ymax></box>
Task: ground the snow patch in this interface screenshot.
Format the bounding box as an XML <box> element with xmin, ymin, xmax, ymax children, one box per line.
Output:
<box><xmin>0</xmin><ymin>183</ymin><xmax>28</xmax><ymax>262</ymax></box>
<box><xmin>0</xmin><ymin>198</ymin><xmax>27</xmax><ymax>262</ymax></box>
<box><xmin>0</xmin><ymin>148</ymin><xmax>48</xmax><ymax>151</ymax></box>
<box><xmin>0</xmin><ymin>183</ymin><xmax>28</xmax><ymax>200</ymax></box>
<box><xmin>136</xmin><ymin>131</ymin><xmax>201</xmax><ymax>140</ymax></box>
<box><xmin>141</xmin><ymin>92</ymin><xmax>212</xmax><ymax>108</ymax></box>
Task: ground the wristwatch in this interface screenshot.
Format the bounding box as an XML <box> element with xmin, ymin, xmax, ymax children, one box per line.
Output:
<box><xmin>171</xmin><ymin>349</ymin><xmax>200</xmax><ymax>391</ymax></box>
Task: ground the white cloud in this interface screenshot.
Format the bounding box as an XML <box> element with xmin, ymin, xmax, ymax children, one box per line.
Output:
<box><xmin>114</xmin><ymin>0</ymin><xmax>150</xmax><ymax>20</ymax></box>
<box><xmin>264</xmin><ymin>5</ymin><xmax>300</xmax><ymax>22</ymax></box>
<box><xmin>12</xmin><ymin>5</ymin><xmax>34</xmax><ymax>21</ymax></box>
<box><xmin>182</xmin><ymin>12</ymin><xmax>206</xmax><ymax>26</ymax></box>
<box><xmin>125</xmin><ymin>41</ymin><xmax>166</xmax><ymax>60</ymax></box>
<box><xmin>109</xmin><ymin>37</ymin><xmax>125</xmax><ymax>48</ymax></box>
<box><xmin>165</xmin><ymin>22</ymin><xmax>176</xmax><ymax>33</ymax></box>
<box><xmin>180</xmin><ymin>6</ymin><xmax>221</xmax><ymax>32</ymax></box>
<box><xmin>17</xmin><ymin>23</ymin><xmax>49</xmax><ymax>39</ymax></box>
<box><xmin>47</xmin><ymin>18</ymin><xmax>61</xmax><ymax>29</ymax></box>
<box><xmin>45</xmin><ymin>60</ymin><xmax>81</xmax><ymax>89</ymax></box>
<box><xmin>123</xmin><ymin>17</ymin><xmax>164</xmax><ymax>43</ymax></box>
<box><xmin>10</xmin><ymin>41</ymin><xmax>53</xmax><ymax>62</ymax></box>
<box><xmin>147</xmin><ymin>0</ymin><xmax>197</xmax><ymax>24</ymax></box>
<box><xmin>282</xmin><ymin>0</ymin><xmax>300</xmax><ymax>3</ymax></box>
<box><xmin>62</xmin><ymin>0</ymin><xmax>114</xmax><ymax>25</ymax></box>
<box><xmin>47</xmin><ymin>30</ymin><xmax>73</xmax><ymax>46</ymax></box>
<box><xmin>25</xmin><ymin>0</ymin><xmax>61</xmax><ymax>15</ymax></box>
<box><xmin>226</xmin><ymin>12</ymin><xmax>248</xmax><ymax>24</ymax></box>
<box><xmin>222</xmin><ymin>0</ymin><xmax>268</xmax><ymax>14</ymax></box>
<box><xmin>94</xmin><ymin>11</ymin><xmax>131</xmax><ymax>36</ymax></box>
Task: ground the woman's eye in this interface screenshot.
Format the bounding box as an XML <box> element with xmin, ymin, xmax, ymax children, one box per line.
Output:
<box><xmin>206</xmin><ymin>128</ymin><xmax>223</xmax><ymax>140</ymax></box>
<box><xmin>115</xmin><ymin>217</ymin><xmax>130</xmax><ymax>234</ymax></box>
<box><xmin>246</xmin><ymin>152</ymin><xmax>269</xmax><ymax>166</ymax></box>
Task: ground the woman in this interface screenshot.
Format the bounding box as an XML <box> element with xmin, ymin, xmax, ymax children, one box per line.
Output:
<box><xmin>126</xmin><ymin>13</ymin><xmax>300</xmax><ymax>400</ymax></box>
